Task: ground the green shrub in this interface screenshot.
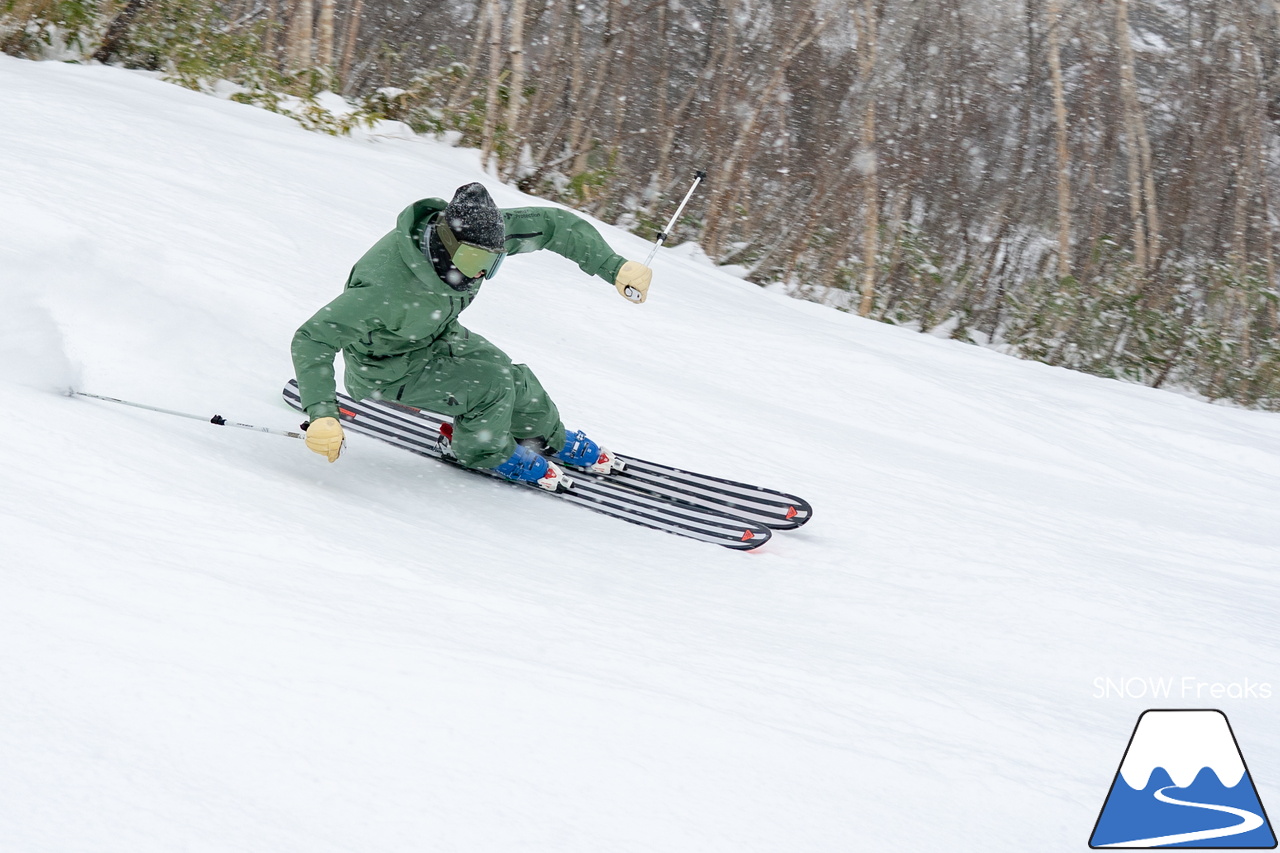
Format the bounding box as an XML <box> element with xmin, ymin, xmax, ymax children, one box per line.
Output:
<box><xmin>1</xmin><ymin>0</ymin><xmax>97</xmax><ymax>57</ymax></box>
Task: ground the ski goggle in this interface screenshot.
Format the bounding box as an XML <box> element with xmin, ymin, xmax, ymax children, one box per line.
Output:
<box><xmin>436</xmin><ymin>219</ymin><xmax>506</xmax><ymax>279</ymax></box>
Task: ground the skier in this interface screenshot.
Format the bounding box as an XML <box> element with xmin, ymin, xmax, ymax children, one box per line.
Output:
<box><xmin>291</xmin><ymin>182</ymin><xmax>654</xmax><ymax>490</ymax></box>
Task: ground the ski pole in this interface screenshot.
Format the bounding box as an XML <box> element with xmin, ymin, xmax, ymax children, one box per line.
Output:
<box><xmin>70</xmin><ymin>390</ymin><xmax>307</xmax><ymax>440</ymax></box>
<box><xmin>642</xmin><ymin>170</ymin><xmax>707</xmax><ymax>268</ymax></box>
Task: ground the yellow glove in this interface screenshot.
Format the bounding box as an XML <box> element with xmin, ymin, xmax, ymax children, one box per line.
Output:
<box><xmin>615</xmin><ymin>260</ymin><xmax>652</xmax><ymax>304</ymax></box>
<box><xmin>305</xmin><ymin>416</ymin><xmax>345</xmax><ymax>463</ymax></box>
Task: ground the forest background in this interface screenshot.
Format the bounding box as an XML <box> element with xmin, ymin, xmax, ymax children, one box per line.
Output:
<box><xmin>4</xmin><ymin>0</ymin><xmax>1279</xmax><ymax>409</ymax></box>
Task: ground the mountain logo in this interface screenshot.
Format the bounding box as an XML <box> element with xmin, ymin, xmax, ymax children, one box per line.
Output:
<box><xmin>1090</xmin><ymin>709</ymin><xmax>1276</xmax><ymax>848</ymax></box>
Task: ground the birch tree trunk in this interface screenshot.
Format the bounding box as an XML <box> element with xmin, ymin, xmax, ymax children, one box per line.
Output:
<box><xmin>1115</xmin><ymin>0</ymin><xmax>1146</xmax><ymax>270</ymax></box>
<box><xmin>338</xmin><ymin>0</ymin><xmax>363</xmax><ymax>84</ymax></box>
<box><xmin>1254</xmin><ymin>24</ymin><xmax>1278</xmax><ymax>323</ymax></box>
<box><xmin>1247</xmin><ymin>14</ymin><xmax>1276</xmax><ymax>310</ymax></box>
<box><xmin>285</xmin><ymin>0</ymin><xmax>314</xmax><ymax>71</ymax></box>
<box><xmin>1231</xmin><ymin>70</ymin><xmax>1257</xmax><ymax>276</ymax></box>
<box><xmin>563</xmin><ymin>7</ymin><xmax>586</xmax><ymax>165</ymax></box>
<box><xmin>652</xmin><ymin>0</ymin><xmax>670</xmax><ymax>192</ymax></box>
<box><xmin>316</xmin><ymin>0</ymin><xmax>335</xmax><ymax>69</ymax></box>
<box><xmin>1046</xmin><ymin>0</ymin><xmax>1072</xmax><ymax>280</ymax></box>
<box><xmin>855</xmin><ymin>0</ymin><xmax>878</xmax><ymax>317</ymax></box>
<box><xmin>698</xmin><ymin>0</ymin><xmax>738</xmax><ymax>250</ymax></box>
<box><xmin>1114</xmin><ymin>0</ymin><xmax>1159</xmax><ymax>269</ymax></box>
<box><xmin>480</xmin><ymin>0</ymin><xmax>504</xmax><ymax>173</ymax></box>
<box><xmin>263</xmin><ymin>0</ymin><xmax>277</xmax><ymax>60</ymax></box>
<box><xmin>502</xmin><ymin>0</ymin><xmax>527</xmax><ymax>178</ymax></box>
<box><xmin>607</xmin><ymin>25</ymin><xmax>632</xmax><ymax>197</ymax></box>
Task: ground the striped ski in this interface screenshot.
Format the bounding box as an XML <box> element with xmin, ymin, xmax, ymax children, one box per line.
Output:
<box><xmin>282</xmin><ymin>381</ymin><xmax>772</xmax><ymax>550</ymax></box>
<box><xmin>281</xmin><ymin>381</ymin><xmax>809</xmax><ymax>530</ymax></box>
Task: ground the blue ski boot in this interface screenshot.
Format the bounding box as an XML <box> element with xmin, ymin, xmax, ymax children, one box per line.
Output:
<box><xmin>553</xmin><ymin>430</ymin><xmax>625</xmax><ymax>474</ymax></box>
<box><xmin>491</xmin><ymin>442</ymin><xmax>569</xmax><ymax>491</ymax></box>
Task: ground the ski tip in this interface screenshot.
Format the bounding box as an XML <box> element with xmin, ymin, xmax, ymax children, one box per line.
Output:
<box><xmin>736</xmin><ymin>527</ymin><xmax>772</xmax><ymax>551</ymax></box>
<box><xmin>779</xmin><ymin>499</ymin><xmax>813</xmax><ymax>527</ymax></box>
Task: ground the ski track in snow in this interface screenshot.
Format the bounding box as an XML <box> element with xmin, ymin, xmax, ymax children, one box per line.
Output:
<box><xmin>1101</xmin><ymin>786</ymin><xmax>1265</xmax><ymax>847</ymax></box>
<box><xmin>2</xmin><ymin>55</ymin><xmax>1280</xmax><ymax>851</ymax></box>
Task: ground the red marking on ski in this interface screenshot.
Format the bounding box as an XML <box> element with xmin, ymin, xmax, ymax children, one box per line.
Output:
<box><xmin>339</xmin><ymin>407</ymin><xmax>357</xmax><ymax>418</ymax></box>
<box><xmin>785</xmin><ymin>506</ymin><xmax>798</xmax><ymax>519</ymax></box>
<box><xmin>740</xmin><ymin>529</ymin><xmax>754</xmax><ymax>541</ymax></box>
<box><xmin>440</xmin><ymin>423</ymin><xmax>454</xmax><ymax>439</ymax></box>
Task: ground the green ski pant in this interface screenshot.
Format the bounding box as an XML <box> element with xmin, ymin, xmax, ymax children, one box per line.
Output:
<box><xmin>354</xmin><ymin>325</ymin><xmax>566</xmax><ymax>469</ymax></box>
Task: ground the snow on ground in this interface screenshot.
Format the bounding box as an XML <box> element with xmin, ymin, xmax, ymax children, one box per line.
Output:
<box><xmin>2</xmin><ymin>55</ymin><xmax>1279</xmax><ymax>851</ymax></box>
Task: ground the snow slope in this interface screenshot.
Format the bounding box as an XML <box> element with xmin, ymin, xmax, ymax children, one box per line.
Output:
<box><xmin>2</xmin><ymin>56</ymin><xmax>1280</xmax><ymax>851</ymax></box>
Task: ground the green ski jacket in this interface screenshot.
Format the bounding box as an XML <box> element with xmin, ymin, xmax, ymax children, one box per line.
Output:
<box><xmin>292</xmin><ymin>198</ymin><xmax>628</xmax><ymax>421</ymax></box>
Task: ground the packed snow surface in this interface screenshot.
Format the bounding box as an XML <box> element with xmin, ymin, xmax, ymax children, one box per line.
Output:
<box><xmin>3</xmin><ymin>56</ymin><xmax>1280</xmax><ymax>851</ymax></box>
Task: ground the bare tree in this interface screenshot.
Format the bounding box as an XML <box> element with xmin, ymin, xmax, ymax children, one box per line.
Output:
<box><xmin>702</xmin><ymin>7</ymin><xmax>829</xmax><ymax>258</ymax></box>
<box><xmin>854</xmin><ymin>0</ymin><xmax>879</xmax><ymax>316</ymax></box>
<box><xmin>1045</xmin><ymin>0</ymin><xmax>1072</xmax><ymax>280</ymax></box>
<box><xmin>316</xmin><ymin>0</ymin><xmax>336</xmax><ymax>69</ymax></box>
<box><xmin>1113</xmin><ymin>0</ymin><xmax>1159</xmax><ymax>269</ymax></box>
<box><xmin>338</xmin><ymin>0</ymin><xmax>363</xmax><ymax>85</ymax></box>
<box><xmin>285</xmin><ymin>0</ymin><xmax>315</xmax><ymax>71</ymax></box>
<box><xmin>479</xmin><ymin>0</ymin><xmax>504</xmax><ymax>171</ymax></box>
<box><xmin>502</xmin><ymin>0</ymin><xmax>528</xmax><ymax>178</ymax></box>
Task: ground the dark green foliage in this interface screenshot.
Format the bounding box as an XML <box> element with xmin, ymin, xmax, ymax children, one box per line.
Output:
<box><xmin>1</xmin><ymin>0</ymin><xmax>96</xmax><ymax>57</ymax></box>
<box><xmin>359</xmin><ymin>64</ymin><xmax>469</xmax><ymax>135</ymax></box>
<box><xmin>116</xmin><ymin>0</ymin><xmax>267</xmax><ymax>89</ymax></box>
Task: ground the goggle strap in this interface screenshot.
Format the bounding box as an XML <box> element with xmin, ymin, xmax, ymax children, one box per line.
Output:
<box><xmin>436</xmin><ymin>217</ymin><xmax>461</xmax><ymax>255</ymax></box>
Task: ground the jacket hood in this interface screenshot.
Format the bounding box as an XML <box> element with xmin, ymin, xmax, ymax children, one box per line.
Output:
<box><xmin>394</xmin><ymin>198</ymin><xmax>449</xmax><ymax>290</ymax></box>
